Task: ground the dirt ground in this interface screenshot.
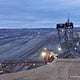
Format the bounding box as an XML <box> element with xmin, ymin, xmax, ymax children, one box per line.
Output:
<box><xmin>0</xmin><ymin>59</ymin><xmax>80</xmax><ymax>80</ymax></box>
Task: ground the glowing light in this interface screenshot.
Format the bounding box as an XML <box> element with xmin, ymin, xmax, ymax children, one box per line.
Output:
<box><xmin>33</xmin><ymin>64</ymin><xmax>36</xmax><ymax>66</ymax></box>
<box><xmin>74</xmin><ymin>47</ymin><xmax>77</xmax><ymax>50</ymax></box>
<box><xmin>43</xmin><ymin>48</ymin><xmax>47</xmax><ymax>50</ymax></box>
<box><xmin>76</xmin><ymin>42</ymin><xmax>79</xmax><ymax>46</ymax></box>
<box><xmin>58</xmin><ymin>47</ymin><xmax>62</xmax><ymax>51</ymax></box>
<box><xmin>41</xmin><ymin>51</ymin><xmax>46</xmax><ymax>57</ymax></box>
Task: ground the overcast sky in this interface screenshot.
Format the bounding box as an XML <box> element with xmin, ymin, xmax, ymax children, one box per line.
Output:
<box><xmin>0</xmin><ymin>0</ymin><xmax>80</xmax><ymax>28</ymax></box>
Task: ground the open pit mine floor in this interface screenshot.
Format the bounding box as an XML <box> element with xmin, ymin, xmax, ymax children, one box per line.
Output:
<box><xmin>0</xmin><ymin>59</ymin><xmax>80</xmax><ymax>80</ymax></box>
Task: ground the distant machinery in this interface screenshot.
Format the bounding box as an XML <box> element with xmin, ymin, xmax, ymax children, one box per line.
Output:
<box><xmin>41</xmin><ymin>48</ymin><xmax>58</xmax><ymax>64</ymax></box>
<box><xmin>65</xmin><ymin>19</ymin><xmax>73</xmax><ymax>41</ymax></box>
<box><xmin>56</xmin><ymin>19</ymin><xmax>74</xmax><ymax>49</ymax></box>
<box><xmin>57</xmin><ymin>23</ymin><xmax>65</xmax><ymax>48</ymax></box>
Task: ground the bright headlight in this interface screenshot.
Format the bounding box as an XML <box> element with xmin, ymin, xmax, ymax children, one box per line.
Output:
<box><xmin>41</xmin><ymin>51</ymin><xmax>46</xmax><ymax>57</ymax></box>
<box><xmin>58</xmin><ymin>47</ymin><xmax>62</xmax><ymax>51</ymax></box>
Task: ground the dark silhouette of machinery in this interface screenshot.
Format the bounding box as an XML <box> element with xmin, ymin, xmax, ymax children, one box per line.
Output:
<box><xmin>56</xmin><ymin>19</ymin><xmax>74</xmax><ymax>49</ymax></box>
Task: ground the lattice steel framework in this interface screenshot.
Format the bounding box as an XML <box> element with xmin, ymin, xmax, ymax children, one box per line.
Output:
<box><xmin>56</xmin><ymin>19</ymin><xmax>74</xmax><ymax>49</ymax></box>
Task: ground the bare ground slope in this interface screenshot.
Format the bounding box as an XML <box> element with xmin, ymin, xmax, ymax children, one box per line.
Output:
<box><xmin>0</xmin><ymin>59</ymin><xmax>80</xmax><ymax>80</ymax></box>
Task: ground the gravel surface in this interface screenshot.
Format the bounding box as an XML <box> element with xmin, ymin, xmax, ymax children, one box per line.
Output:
<box><xmin>0</xmin><ymin>59</ymin><xmax>80</xmax><ymax>80</ymax></box>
